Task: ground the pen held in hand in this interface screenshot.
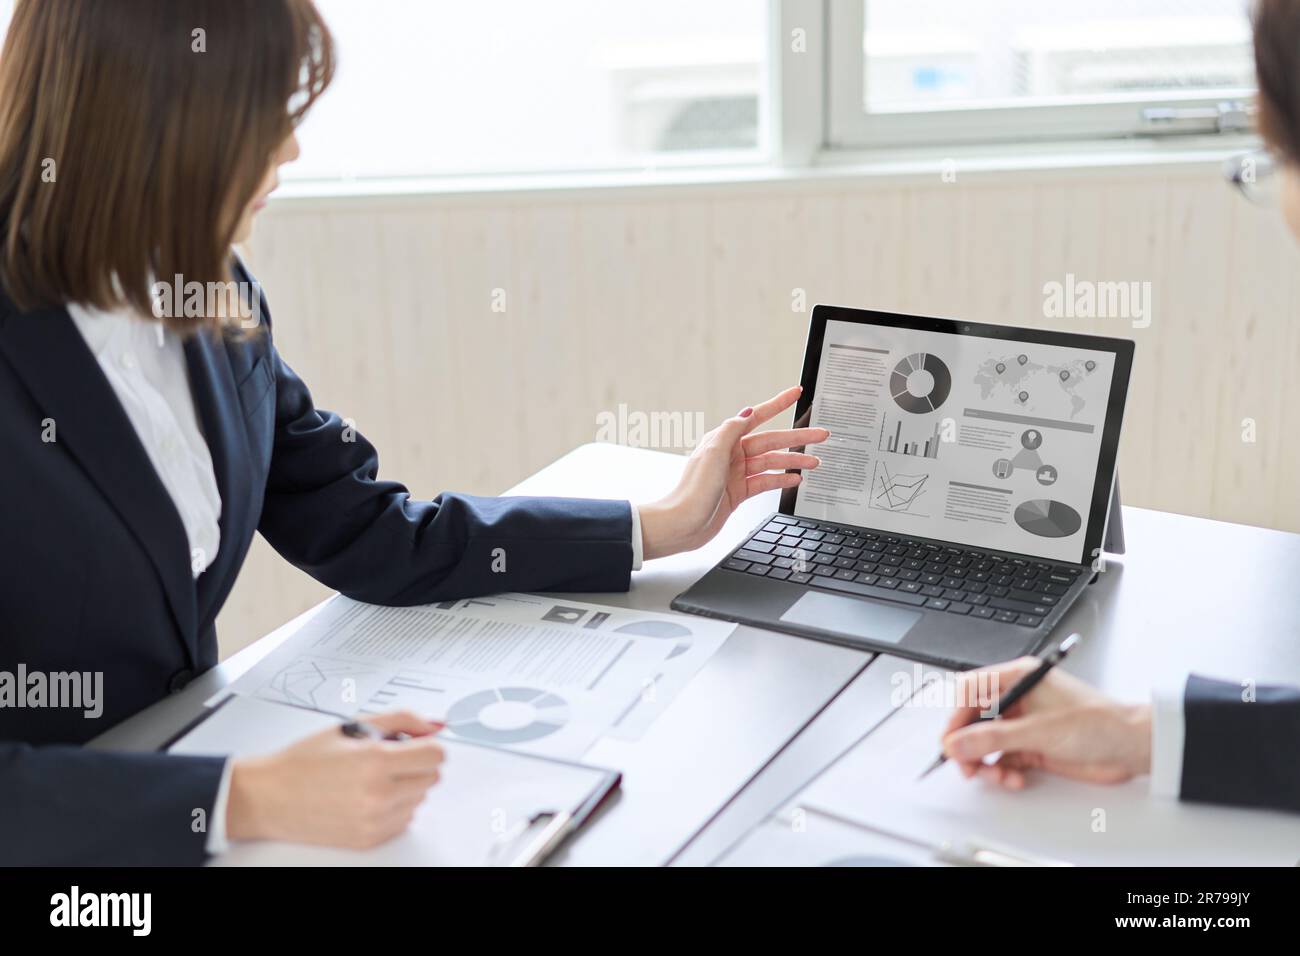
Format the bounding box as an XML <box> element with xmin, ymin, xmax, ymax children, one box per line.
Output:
<box><xmin>918</xmin><ymin>632</ymin><xmax>1082</xmax><ymax>780</ymax></box>
<box><xmin>340</xmin><ymin>719</ymin><xmax>445</xmax><ymax>742</ymax></box>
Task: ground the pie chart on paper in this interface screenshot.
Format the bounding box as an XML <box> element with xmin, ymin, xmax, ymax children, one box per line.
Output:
<box><xmin>1013</xmin><ymin>499</ymin><xmax>1082</xmax><ymax>538</ymax></box>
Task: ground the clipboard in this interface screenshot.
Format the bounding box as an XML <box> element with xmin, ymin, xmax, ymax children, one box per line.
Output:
<box><xmin>167</xmin><ymin>695</ymin><xmax>620</xmax><ymax>867</ymax></box>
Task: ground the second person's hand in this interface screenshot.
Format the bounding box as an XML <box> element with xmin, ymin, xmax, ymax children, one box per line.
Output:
<box><xmin>940</xmin><ymin>658</ymin><xmax>1152</xmax><ymax>789</ymax></box>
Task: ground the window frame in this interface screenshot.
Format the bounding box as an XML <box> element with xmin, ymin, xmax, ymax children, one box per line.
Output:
<box><xmin>818</xmin><ymin>0</ymin><xmax>1257</xmax><ymax>154</ymax></box>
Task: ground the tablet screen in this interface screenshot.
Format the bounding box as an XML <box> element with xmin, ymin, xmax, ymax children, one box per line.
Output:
<box><xmin>794</xmin><ymin>317</ymin><xmax>1119</xmax><ymax>564</ymax></box>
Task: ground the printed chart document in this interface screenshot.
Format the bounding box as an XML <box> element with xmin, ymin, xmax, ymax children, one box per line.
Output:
<box><xmin>171</xmin><ymin>696</ymin><xmax>616</xmax><ymax>866</ymax></box>
<box><xmin>220</xmin><ymin>593</ymin><xmax>734</xmax><ymax>759</ymax></box>
<box><xmin>792</xmin><ymin>688</ymin><xmax>1300</xmax><ymax>866</ymax></box>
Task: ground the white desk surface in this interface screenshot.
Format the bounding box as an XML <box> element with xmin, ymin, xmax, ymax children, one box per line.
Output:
<box><xmin>91</xmin><ymin>442</ymin><xmax>1300</xmax><ymax>865</ymax></box>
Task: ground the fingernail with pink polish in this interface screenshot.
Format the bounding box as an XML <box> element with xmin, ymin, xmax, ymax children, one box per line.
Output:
<box><xmin>738</xmin><ymin>407</ymin><xmax>753</xmax><ymax>418</ymax></box>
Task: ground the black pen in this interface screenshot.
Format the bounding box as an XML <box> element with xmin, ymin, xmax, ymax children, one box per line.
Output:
<box><xmin>918</xmin><ymin>632</ymin><xmax>1081</xmax><ymax>780</ymax></box>
<box><xmin>340</xmin><ymin>719</ymin><xmax>412</xmax><ymax>742</ymax></box>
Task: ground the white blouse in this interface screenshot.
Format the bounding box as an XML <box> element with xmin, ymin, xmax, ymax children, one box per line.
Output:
<box><xmin>67</xmin><ymin>302</ymin><xmax>222</xmax><ymax>578</ymax></box>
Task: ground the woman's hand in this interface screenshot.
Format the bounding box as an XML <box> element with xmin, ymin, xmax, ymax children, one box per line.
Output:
<box><xmin>226</xmin><ymin>710</ymin><xmax>445</xmax><ymax>848</ymax></box>
<box><xmin>941</xmin><ymin>658</ymin><xmax>1152</xmax><ymax>789</ymax></box>
<box><xmin>637</xmin><ymin>385</ymin><xmax>829</xmax><ymax>560</ymax></box>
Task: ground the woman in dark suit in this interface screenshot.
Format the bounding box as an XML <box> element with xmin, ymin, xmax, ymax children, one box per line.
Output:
<box><xmin>941</xmin><ymin>0</ymin><xmax>1300</xmax><ymax>815</ymax></box>
<box><xmin>0</xmin><ymin>0</ymin><xmax>828</xmax><ymax>864</ymax></box>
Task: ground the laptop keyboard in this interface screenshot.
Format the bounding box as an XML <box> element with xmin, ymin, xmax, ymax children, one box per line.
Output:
<box><xmin>722</xmin><ymin>514</ymin><xmax>1085</xmax><ymax>629</ymax></box>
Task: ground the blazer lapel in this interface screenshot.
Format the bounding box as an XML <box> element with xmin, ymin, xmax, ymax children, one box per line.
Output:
<box><xmin>183</xmin><ymin>326</ymin><xmax>256</xmax><ymax>630</ymax></box>
<box><xmin>0</xmin><ymin>303</ymin><xmax>199</xmax><ymax>663</ymax></box>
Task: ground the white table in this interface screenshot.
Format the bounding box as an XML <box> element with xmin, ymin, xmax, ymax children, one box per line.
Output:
<box><xmin>91</xmin><ymin>443</ymin><xmax>1300</xmax><ymax>865</ymax></box>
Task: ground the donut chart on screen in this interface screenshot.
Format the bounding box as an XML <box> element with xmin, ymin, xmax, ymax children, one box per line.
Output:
<box><xmin>890</xmin><ymin>351</ymin><xmax>952</xmax><ymax>413</ymax></box>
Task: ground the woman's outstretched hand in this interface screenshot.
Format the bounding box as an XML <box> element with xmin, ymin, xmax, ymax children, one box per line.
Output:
<box><xmin>637</xmin><ymin>385</ymin><xmax>829</xmax><ymax>560</ymax></box>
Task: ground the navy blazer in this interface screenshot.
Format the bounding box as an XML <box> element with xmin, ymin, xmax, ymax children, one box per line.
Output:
<box><xmin>0</xmin><ymin>260</ymin><xmax>634</xmax><ymax>865</ymax></box>
<box><xmin>1180</xmin><ymin>675</ymin><xmax>1300</xmax><ymax>813</ymax></box>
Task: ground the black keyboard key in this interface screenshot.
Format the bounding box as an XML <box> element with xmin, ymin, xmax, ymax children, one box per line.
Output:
<box><xmin>942</xmin><ymin>588</ymin><xmax>965</xmax><ymax>601</ymax></box>
<box><xmin>899</xmin><ymin>581</ymin><xmax>923</xmax><ymax>593</ymax></box>
<box><xmin>971</xmin><ymin>606</ymin><xmax>996</xmax><ymax>619</ymax></box>
<box><xmin>1017</xmin><ymin>614</ymin><xmax>1042</xmax><ymax>628</ymax></box>
<box><xmin>834</xmin><ymin>557</ymin><xmax>857</xmax><ymax>569</ymax></box>
<box><xmin>735</xmin><ymin>549</ymin><xmax>774</xmax><ymax>564</ymax></box>
<box><xmin>768</xmin><ymin>568</ymin><xmax>792</xmax><ymax>581</ymax></box>
<box><xmin>921</xmin><ymin>573</ymin><xmax>943</xmax><ymax>586</ymax></box>
<box><xmin>771</xmin><ymin>514</ymin><xmax>798</xmax><ymax>525</ymax></box>
<box><xmin>817</xmin><ymin>576</ymin><xmax>928</xmax><ymax>606</ymax></box>
<box><xmin>746</xmin><ymin>565</ymin><xmax>770</xmax><ymax>577</ymax></box>
<box><xmin>778</xmin><ymin>535</ymin><xmax>804</xmax><ymax>548</ymax></box>
<box><xmin>877</xmin><ymin>577</ymin><xmax>900</xmax><ymax>589</ymax></box>
<box><xmin>946</xmin><ymin>602</ymin><xmax>972</xmax><ymax>615</ymax></box>
<box><xmin>855</xmin><ymin>573</ymin><xmax>879</xmax><ymax>585</ymax></box>
<box><xmin>989</xmin><ymin>596</ymin><xmax>1053</xmax><ymax>617</ymax></box>
<box><xmin>1046</xmin><ymin>572</ymin><xmax>1073</xmax><ymax>585</ymax></box>
<box><xmin>753</xmin><ymin>531</ymin><xmax>780</xmax><ymax>544</ymax></box>
<box><xmin>968</xmin><ymin>594</ymin><xmax>989</xmax><ymax>606</ymax></box>
<box><xmin>821</xmin><ymin>544</ymin><xmax>843</xmax><ymax>556</ymax></box>
<box><xmin>742</xmin><ymin>540</ymin><xmax>775</xmax><ymax>554</ymax></box>
<box><xmin>723</xmin><ymin>558</ymin><xmax>750</xmax><ymax>572</ymax></box>
<box><xmin>1043</xmin><ymin>584</ymin><xmax>1069</xmax><ymax>596</ymax></box>
<box><xmin>803</xmin><ymin>530</ymin><xmax>825</xmax><ymax>541</ymax></box>
<box><xmin>896</xmin><ymin>570</ymin><xmax>920</xmax><ymax>582</ymax></box>
<box><xmin>813</xmin><ymin>553</ymin><xmax>836</xmax><ymax>566</ymax></box>
<box><xmin>994</xmin><ymin>610</ymin><xmax>1018</xmax><ymax>623</ymax></box>
<box><xmin>772</xmin><ymin>557</ymin><xmax>795</xmax><ymax>570</ymax></box>
<box><xmin>789</xmin><ymin>572</ymin><xmax>812</xmax><ymax>584</ymax></box>
<box><xmin>834</xmin><ymin>569</ymin><xmax>858</xmax><ymax>581</ymax></box>
<box><xmin>921</xmin><ymin>585</ymin><xmax>944</xmax><ymax>597</ymax></box>
<box><xmin>925</xmin><ymin>598</ymin><xmax>950</xmax><ymax>610</ymax></box>
<box><xmin>813</xmin><ymin>566</ymin><xmax>835</xmax><ymax>577</ymax></box>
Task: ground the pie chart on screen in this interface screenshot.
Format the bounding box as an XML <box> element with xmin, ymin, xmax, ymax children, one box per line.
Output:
<box><xmin>1014</xmin><ymin>499</ymin><xmax>1082</xmax><ymax>538</ymax></box>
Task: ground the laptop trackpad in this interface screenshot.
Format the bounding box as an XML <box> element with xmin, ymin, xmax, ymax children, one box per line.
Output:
<box><xmin>779</xmin><ymin>591</ymin><xmax>921</xmax><ymax>645</ymax></box>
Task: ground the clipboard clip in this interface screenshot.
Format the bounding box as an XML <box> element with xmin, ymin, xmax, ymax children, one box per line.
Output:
<box><xmin>935</xmin><ymin>837</ymin><xmax>1073</xmax><ymax>867</ymax></box>
<box><xmin>486</xmin><ymin>810</ymin><xmax>575</xmax><ymax>867</ymax></box>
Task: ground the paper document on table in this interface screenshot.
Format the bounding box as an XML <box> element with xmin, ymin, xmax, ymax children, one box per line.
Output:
<box><xmin>717</xmin><ymin>809</ymin><xmax>935</xmax><ymax>867</ymax></box>
<box><xmin>221</xmin><ymin>593</ymin><xmax>734</xmax><ymax>758</ymax></box>
<box><xmin>795</xmin><ymin>685</ymin><xmax>1300</xmax><ymax>866</ymax></box>
<box><xmin>171</xmin><ymin>695</ymin><xmax>617</xmax><ymax>866</ymax></box>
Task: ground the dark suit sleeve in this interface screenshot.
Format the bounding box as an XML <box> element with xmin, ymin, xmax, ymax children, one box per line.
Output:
<box><xmin>1180</xmin><ymin>674</ymin><xmax>1300</xmax><ymax>813</ymax></box>
<box><xmin>257</xmin><ymin>347</ymin><xmax>634</xmax><ymax>604</ymax></box>
<box><xmin>0</xmin><ymin>744</ymin><xmax>225</xmax><ymax>865</ymax></box>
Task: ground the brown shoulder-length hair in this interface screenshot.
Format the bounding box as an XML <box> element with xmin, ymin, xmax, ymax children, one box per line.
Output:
<box><xmin>0</xmin><ymin>0</ymin><xmax>333</xmax><ymax>330</ymax></box>
<box><xmin>1255</xmin><ymin>0</ymin><xmax>1300</xmax><ymax>163</ymax></box>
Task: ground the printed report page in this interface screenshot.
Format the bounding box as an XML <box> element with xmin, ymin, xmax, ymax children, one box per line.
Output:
<box><xmin>796</xmin><ymin>319</ymin><xmax>1117</xmax><ymax>564</ymax></box>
